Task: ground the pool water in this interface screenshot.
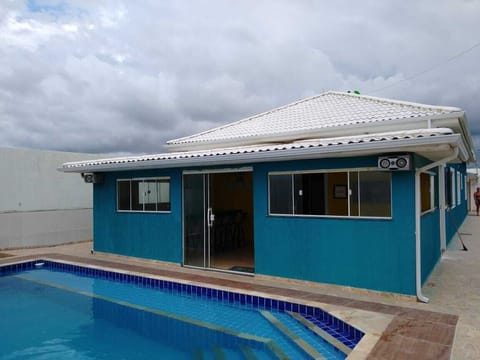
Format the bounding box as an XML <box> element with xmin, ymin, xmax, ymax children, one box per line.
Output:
<box><xmin>0</xmin><ymin>263</ymin><xmax>351</xmax><ymax>359</ymax></box>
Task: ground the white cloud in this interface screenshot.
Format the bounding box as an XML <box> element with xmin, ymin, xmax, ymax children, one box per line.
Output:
<box><xmin>0</xmin><ymin>0</ymin><xmax>478</xmax><ymax>157</ymax></box>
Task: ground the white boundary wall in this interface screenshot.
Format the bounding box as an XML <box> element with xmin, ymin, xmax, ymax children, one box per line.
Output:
<box><xmin>0</xmin><ymin>147</ymin><xmax>101</xmax><ymax>249</ymax></box>
<box><xmin>467</xmin><ymin>169</ymin><xmax>479</xmax><ymax>212</ymax></box>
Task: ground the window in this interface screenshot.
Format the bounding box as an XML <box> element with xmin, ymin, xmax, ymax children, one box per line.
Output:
<box><xmin>451</xmin><ymin>170</ymin><xmax>456</xmax><ymax>208</ymax></box>
<box><xmin>457</xmin><ymin>172</ymin><xmax>461</xmax><ymax>206</ymax></box>
<box><xmin>117</xmin><ymin>178</ymin><xmax>170</xmax><ymax>212</ymax></box>
<box><xmin>445</xmin><ymin>167</ymin><xmax>452</xmax><ymax>207</ymax></box>
<box><xmin>268</xmin><ymin>170</ymin><xmax>391</xmax><ymax>218</ymax></box>
<box><xmin>420</xmin><ymin>173</ymin><xmax>435</xmax><ymax>213</ymax></box>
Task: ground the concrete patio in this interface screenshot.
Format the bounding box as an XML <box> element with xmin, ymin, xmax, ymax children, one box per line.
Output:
<box><xmin>2</xmin><ymin>215</ymin><xmax>480</xmax><ymax>359</ymax></box>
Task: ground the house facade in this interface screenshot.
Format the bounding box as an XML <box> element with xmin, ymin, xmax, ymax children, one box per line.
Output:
<box><xmin>61</xmin><ymin>92</ymin><xmax>475</xmax><ymax>301</ymax></box>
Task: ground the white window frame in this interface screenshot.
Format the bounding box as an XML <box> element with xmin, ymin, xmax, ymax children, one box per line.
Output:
<box><xmin>420</xmin><ymin>172</ymin><xmax>436</xmax><ymax>215</ymax></box>
<box><xmin>450</xmin><ymin>170</ymin><xmax>456</xmax><ymax>208</ymax></box>
<box><xmin>267</xmin><ymin>167</ymin><xmax>392</xmax><ymax>219</ymax></box>
<box><xmin>117</xmin><ymin>177</ymin><xmax>171</xmax><ymax>213</ymax></box>
<box><xmin>457</xmin><ymin>172</ymin><xmax>461</xmax><ymax>206</ymax></box>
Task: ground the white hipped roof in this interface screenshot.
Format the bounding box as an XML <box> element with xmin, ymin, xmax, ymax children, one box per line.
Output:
<box><xmin>167</xmin><ymin>91</ymin><xmax>467</xmax><ymax>151</ymax></box>
<box><xmin>60</xmin><ymin>91</ymin><xmax>476</xmax><ymax>173</ymax></box>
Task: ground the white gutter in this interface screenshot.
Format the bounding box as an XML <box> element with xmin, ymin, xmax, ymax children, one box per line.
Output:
<box><xmin>60</xmin><ymin>133</ymin><xmax>463</xmax><ymax>173</ymax></box>
<box><xmin>414</xmin><ymin>147</ymin><xmax>459</xmax><ymax>303</ymax></box>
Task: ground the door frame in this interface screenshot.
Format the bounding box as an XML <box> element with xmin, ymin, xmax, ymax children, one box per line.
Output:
<box><xmin>182</xmin><ymin>167</ymin><xmax>253</xmax><ymax>272</ymax></box>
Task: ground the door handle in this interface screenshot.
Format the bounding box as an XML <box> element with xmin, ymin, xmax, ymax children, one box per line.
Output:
<box><xmin>207</xmin><ymin>208</ymin><xmax>215</xmax><ymax>227</ymax></box>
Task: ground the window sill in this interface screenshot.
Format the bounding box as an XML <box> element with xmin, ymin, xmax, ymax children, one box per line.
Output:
<box><xmin>267</xmin><ymin>213</ymin><xmax>392</xmax><ymax>220</ymax></box>
<box><xmin>117</xmin><ymin>210</ymin><xmax>171</xmax><ymax>214</ymax></box>
<box><xmin>421</xmin><ymin>207</ymin><xmax>437</xmax><ymax>216</ymax></box>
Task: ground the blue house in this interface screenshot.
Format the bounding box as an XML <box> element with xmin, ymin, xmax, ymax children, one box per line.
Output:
<box><xmin>61</xmin><ymin>91</ymin><xmax>476</xmax><ymax>301</ymax></box>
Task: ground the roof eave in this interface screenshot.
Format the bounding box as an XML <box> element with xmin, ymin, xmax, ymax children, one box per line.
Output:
<box><xmin>61</xmin><ymin>134</ymin><xmax>464</xmax><ymax>173</ymax></box>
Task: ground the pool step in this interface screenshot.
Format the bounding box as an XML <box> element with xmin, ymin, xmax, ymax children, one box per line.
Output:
<box><xmin>287</xmin><ymin>312</ymin><xmax>352</xmax><ymax>356</ymax></box>
<box><xmin>260</xmin><ymin>310</ymin><xmax>326</xmax><ymax>360</ymax></box>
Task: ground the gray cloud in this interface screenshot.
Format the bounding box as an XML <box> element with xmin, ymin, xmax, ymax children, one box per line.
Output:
<box><xmin>0</xmin><ymin>0</ymin><xmax>479</xmax><ymax>159</ymax></box>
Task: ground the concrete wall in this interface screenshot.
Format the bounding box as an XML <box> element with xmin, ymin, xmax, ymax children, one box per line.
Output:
<box><xmin>0</xmin><ymin>147</ymin><xmax>98</xmax><ymax>249</ymax></box>
<box><xmin>467</xmin><ymin>169</ymin><xmax>478</xmax><ymax>212</ymax></box>
<box><xmin>0</xmin><ymin>209</ymin><xmax>92</xmax><ymax>249</ymax></box>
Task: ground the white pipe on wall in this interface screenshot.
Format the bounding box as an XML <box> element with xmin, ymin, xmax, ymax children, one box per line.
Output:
<box><xmin>415</xmin><ymin>147</ymin><xmax>459</xmax><ymax>303</ymax></box>
<box><xmin>438</xmin><ymin>164</ymin><xmax>446</xmax><ymax>252</ymax></box>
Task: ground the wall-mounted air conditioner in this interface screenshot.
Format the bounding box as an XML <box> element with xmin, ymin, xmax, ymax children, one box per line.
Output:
<box><xmin>82</xmin><ymin>173</ymin><xmax>104</xmax><ymax>184</ymax></box>
<box><xmin>377</xmin><ymin>155</ymin><xmax>411</xmax><ymax>171</ymax></box>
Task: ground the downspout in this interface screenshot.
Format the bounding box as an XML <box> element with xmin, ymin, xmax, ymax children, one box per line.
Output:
<box><xmin>438</xmin><ymin>165</ymin><xmax>446</xmax><ymax>252</ymax></box>
<box><xmin>415</xmin><ymin>147</ymin><xmax>459</xmax><ymax>303</ymax></box>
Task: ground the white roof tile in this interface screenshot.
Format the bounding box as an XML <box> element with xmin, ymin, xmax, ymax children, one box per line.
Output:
<box><xmin>62</xmin><ymin>128</ymin><xmax>457</xmax><ymax>172</ymax></box>
<box><xmin>167</xmin><ymin>91</ymin><xmax>461</xmax><ymax>148</ymax></box>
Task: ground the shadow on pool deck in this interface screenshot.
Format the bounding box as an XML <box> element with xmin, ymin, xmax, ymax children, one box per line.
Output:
<box><xmin>3</xmin><ymin>215</ymin><xmax>480</xmax><ymax>359</ymax></box>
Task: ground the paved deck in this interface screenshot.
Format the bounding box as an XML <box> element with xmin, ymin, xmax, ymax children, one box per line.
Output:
<box><xmin>2</xmin><ymin>215</ymin><xmax>480</xmax><ymax>359</ymax></box>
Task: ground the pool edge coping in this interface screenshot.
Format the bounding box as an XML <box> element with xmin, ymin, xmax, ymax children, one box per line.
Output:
<box><xmin>0</xmin><ymin>253</ymin><xmax>458</xmax><ymax>360</ymax></box>
<box><xmin>2</xmin><ymin>256</ymin><xmax>361</xmax><ymax>358</ymax></box>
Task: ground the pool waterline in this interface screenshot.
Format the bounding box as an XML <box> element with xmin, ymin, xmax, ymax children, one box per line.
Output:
<box><xmin>1</xmin><ymin>259</ymin><xmax>364</xmax><ymax>359</ymax></box>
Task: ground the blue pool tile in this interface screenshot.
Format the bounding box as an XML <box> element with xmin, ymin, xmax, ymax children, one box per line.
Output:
<box><xmin>2</xmin><ymin>259</ymin><xmax>364</xmax><ymax>353</ymax></box>
<box><xmin>271</xmin><ymin>299</ymin><xmax>278</xmax><ymax>310</ymax></box>
<box><xmin>299</xmin><ymin>304</ymin><xmax>306</xmax><ymax>314</ymax></box>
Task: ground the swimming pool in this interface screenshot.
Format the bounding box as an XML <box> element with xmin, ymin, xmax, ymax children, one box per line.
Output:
<box><xmin>0</xmin><ymin>260</ymin><xmax>363</xmax><ymax>359</ymax></box>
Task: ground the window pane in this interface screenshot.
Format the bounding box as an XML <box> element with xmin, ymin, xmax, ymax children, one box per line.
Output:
<box><xmin>142</xmin><ymin>180</ymin><xmax>157</xmax><ymax>211</ymax></box>
<box><xmin>156</xmin><ymin>180</ymin><xmax>171</xmax><ymax>211</ymax></box>
<box><xmin>294</xmin><ymin>173</ymin><xmax>326</xmax><ymax>215</ymax></box>
<box><xmin>359</xmin><ymin>171</ymin><xmax>391</xmax><ymax>217</ymax></box>
<box><xmin>131</xmin><ymin>180</ymin><xmax>143</xmax><ymax>211</ymax></box>
<box><xmin>445</xmin><ymin>168</ymin><xmax>452</xmax><ymax>207</ymax></box>
<box><xmin>420</xmin><ymin>173</ymin><xmax>431</xmax><ymax>212</ymax></box>
<box><xmin>269</xmin><ymin>174</ymin><xmax>293</xmax><ymax>214</ymax></box>
<box><xmin>325</xmin><ymin>172</ymin><xmax>348</xmax><ymax>216</ymax></box>
<box><xmin>451</xmin><ymin>171</ymin><xmax>456</xmax><ymax>207</ymax></box>
<box><xmin>294</xmin><ymin>172</ymin><xmax>348</xmax><ymax>216</ymax></box>
<box><xmin>350</xmin><ymin>172</ymin><xmax>359</xmax><ymax>216</ymax></box>
<box><xmin>117</xmin><ymin>180</ymin><xmax>131</xmax><ymax>210</ymax></box>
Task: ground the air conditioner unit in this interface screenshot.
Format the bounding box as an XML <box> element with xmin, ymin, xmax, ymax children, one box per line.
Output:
<box><xmin>377</xmin><ymin>155</ymin><xmax>411</xmax><ymax>171</ymax></box>
<box><xmin>82</xmin><ymin>173</ymin><xmax>104</xmax><ymax>184</ymax></box>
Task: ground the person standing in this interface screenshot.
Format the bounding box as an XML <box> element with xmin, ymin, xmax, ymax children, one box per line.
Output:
<box><xmin>474</xmin><ymin>187</ymin><xmax>480</xmax><ymax>215</ymax></box>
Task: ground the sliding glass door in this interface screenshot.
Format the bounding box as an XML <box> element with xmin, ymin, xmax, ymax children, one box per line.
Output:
<box><xmin>183</xmin><ymin>171</ymin><xmax>254</xmax><ymax>273</ymax></box>
<box><xmin>183</xmin><ymin>174</ymin><xmax>207</xmax><ymax>267</ymax></box>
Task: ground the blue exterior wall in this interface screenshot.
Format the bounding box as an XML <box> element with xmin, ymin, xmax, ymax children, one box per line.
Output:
<box><xmin>92</xmin><ymin>154</ymin><xmax>470</xmax><ymax>296</ymax></box>
<box><xmin>93</xmin><ymin>169</ymin><xmax>183</xmax><ymax>263</ymax></box>
<box><xmin>445</xmin><ymin>163</ymin><xmax>468</xmax><ymax>245</ymax></box>
<box><xmin>416</xmin><ymin>155</ymin><xmax>441</xmax><ymax>285</ymax></box>
<box><xmin>420</xmin><ymin>210</ymin><xmax>440</xmax><ymax>284</ymax></box>
<box><xmin>419</xmin><ymin>161</ymin><xmax>468</xmax><ymax>284</ymax></box>
<box><xmin>252</xmin><ymin>156</ymin><xmax>417</xmax><ymax>295</ymax></box>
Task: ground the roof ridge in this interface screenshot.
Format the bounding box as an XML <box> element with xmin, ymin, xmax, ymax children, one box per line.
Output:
<box><xmin>330</xmin><ymin>91</ymin><xmax>462</xmax><ymax>112</ymax></box>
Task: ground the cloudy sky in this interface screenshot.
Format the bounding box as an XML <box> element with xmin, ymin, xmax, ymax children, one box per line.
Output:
<box><xmin>0</xmin><ymin>0</ymin><xmax>479</xmax><ymax>157</ymax></box>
